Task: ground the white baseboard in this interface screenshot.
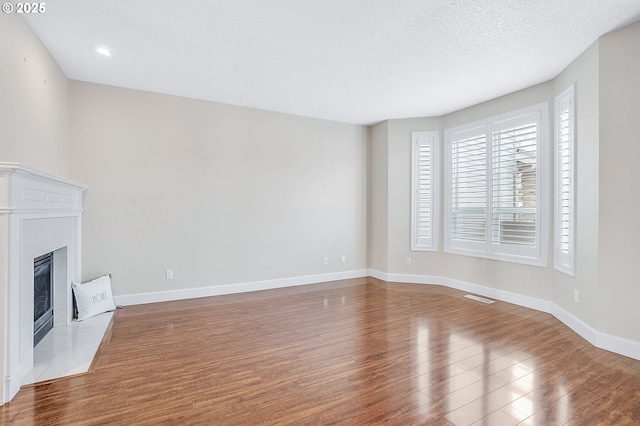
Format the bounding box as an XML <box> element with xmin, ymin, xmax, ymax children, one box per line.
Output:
<box><xmin>113</xmin><ymin>269</ymin><xmax>369</xmax><ymax>306</ymax></box>
<box><xmin>550</xmin><ymin>304</ymin><xmax>640</xmax><ymax>360</ymax></box>
<box><xmin>368</xmin><ymin>270</ymin><xmax>553</xmax><ymax>313</ymax></box>
<box><xmin>113</xmin><ymin>267</ymin><xmax>639</xmax><ymax>361</ymax></box>
<box><xmin>368</xmin><ymin>268</ymin><xmax>640</xmax><ymax>361</ymax></box>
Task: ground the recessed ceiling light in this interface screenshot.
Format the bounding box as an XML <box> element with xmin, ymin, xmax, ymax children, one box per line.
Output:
<box><xmin>94</xmin><ymin>46</ymin><xmax>112</xmax><ymax>57</ymax></box>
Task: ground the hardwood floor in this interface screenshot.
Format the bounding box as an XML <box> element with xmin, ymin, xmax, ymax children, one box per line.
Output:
<box><xmin>2</xmin><ymin>277</ymin><xmax>640</xmax><ymax>425</ymax></box>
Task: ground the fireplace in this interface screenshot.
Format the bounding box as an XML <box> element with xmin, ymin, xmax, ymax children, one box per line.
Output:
<box><xmin>0</xmin><ymin>163</ymin><xmax>87</xmax><ymax>404</ymax></box>
<box><xmin>33</xmin><ymin>252</ymin><xmax>54</xmax><ymax>347</ymax></box>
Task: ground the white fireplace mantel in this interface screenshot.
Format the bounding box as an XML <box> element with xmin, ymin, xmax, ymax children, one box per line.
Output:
<box><xmin>0</xmin><ymin>162</ymin><xmax>87</xmax><ymax>404</ymax></box>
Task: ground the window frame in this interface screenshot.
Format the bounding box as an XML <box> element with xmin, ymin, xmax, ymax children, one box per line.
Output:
<box><xmin>554</xmin><ymin>85</ymin><xmax>576</xmax><ymax>276</ymax></box>
<box><xmin>411</xmin><ymin>130</ymin><xmax>440</xmax><ymax>251</ymax></box>
<box><xmin>444</xmin><ymin>103</ymin><xmax>549</xmax><ymax>266</ymax></box>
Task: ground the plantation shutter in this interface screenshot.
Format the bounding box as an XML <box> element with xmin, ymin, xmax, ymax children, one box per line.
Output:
<box><xmin>554</xmin><ymin>85</ymin><xmax>575</xmax><ymax>275</ymax></box>
<box><xmin>411</xmin><ymin>131</ymin><xmax>439</xmax><ymax>251</ymax></box>
<box><xmin>450</xmin><ymin>132</ymin><xmax>487</xmax><ymax>243</ymax></box>
<box><xmin>491</xmin><ymin>120</ymin><xmax>538</xmax><ymax>247</ymax></box>
<box><xmin>557</xmin><ymin>107</ymin><xmax>571</xmax><ymax>253</ymax></box>
<box><xmin>445</xmin><ymin>102</ymin><xmax>547</xmax><ymax>265</ymax></box>
<box><xmin>416</xmin><ymin>140</ymin><xmax>432</xmax><ymax>245</ymax></box>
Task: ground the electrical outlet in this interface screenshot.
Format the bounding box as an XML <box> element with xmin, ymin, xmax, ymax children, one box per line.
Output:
<box><xmin>574</xmin><ymin>290</ymin><xmax>579</xmax><ymax>303</ymax></box>
<box><xmin>341</xmin><ymin>255</ymin><xmax>346</xmax><ymax>263</ymax></box>
<box><xmin>323</xmin><ymin>257</ymin><xmax>328</xmax><ymax>265</ymax></box>
<box><xmin>405</xmin><ymin>257</ymin><xmax>411</xmax><ymax>266</ymax></box>
<box><xmin>166</xmin><ymin>269</ymin><xmax>173</xmax><ymax>279</ymax></box>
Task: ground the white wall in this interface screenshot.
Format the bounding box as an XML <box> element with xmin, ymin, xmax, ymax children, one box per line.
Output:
<box><xmin>68</xmin><ymin>81</ymin><xmax>367</xmax><ymax>296</ymax></box>
<box><xmin>0</xmin><ymin>14</ymin><xmax>68</xmax><ymax>177</ymax></box>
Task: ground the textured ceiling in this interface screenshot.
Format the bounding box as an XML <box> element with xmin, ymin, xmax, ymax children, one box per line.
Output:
<box><xmin>21</xmin><ymin>0</ymin><xmax>640</xmax><ymax>124</ymax></box>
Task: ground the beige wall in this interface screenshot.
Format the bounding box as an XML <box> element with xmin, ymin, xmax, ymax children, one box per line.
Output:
<box><xmin>448</xmin><ymin>84</ymin><xmax>554</xmax><ymax>303</ymax></box>
<box><xmin>435</xmin><ymin>81</ymin><xmax>554</xmax><ymax>302</ymax></box>
<box><xmin>387</xmin><ymin>117</ymin><xmax>442</xmax><ymax>272</ymax></box>
<box><xmin>379</xmin><ymin>84</ymin><xmax>554</xmax><ymax>301</ymax></box>
<box><xmin>366</xmin><ymin>122</ymin><xmax>389</xmax><ymax>272</ymax></box>
<box><xmin>598</xmin><ymin>21</ymin><xmax>640</xmax><ymax>341</ymax></box>
<box><xmin>367</xmin><ymin>21</ymin><xmax>640</xmax><ymax>345</ymax></box>
<box><xmin>553</xmin><ymin>42</ymin><xmax>600</xmax><ymax>327</ymax></box>
<box><xmin>0</xmin><ymin>14</ymin><xmax>68</xmax><ymax>177</ymax></box>
<box><xmin>0</xmin><ymin>15</ymin><xmax>69</xmax><ymax>404</ymax></box>
<box><xmin>68</xmin><ymin>81</ymin><xmax>367</xmax><ymax>295</ymax></box>
<box><xmin>5</xmin><ymin>12</ymin><xmax>640</xmax><ymax>345</ymax></box>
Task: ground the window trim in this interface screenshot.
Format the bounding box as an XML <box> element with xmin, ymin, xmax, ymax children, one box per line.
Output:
<box><xmin>444</xmin><ymin>103</ymin><xmax>549</xmax><ymax>267</ymax></box>
<box><xmin>411</xmin><ymin>130</ymin><xmax>440</xmax><ymax>251</ymax></box>
<box><xmin>554</xmin><ymin>84</ymin><xmax>576</xmax><ymax>276</ymax></box>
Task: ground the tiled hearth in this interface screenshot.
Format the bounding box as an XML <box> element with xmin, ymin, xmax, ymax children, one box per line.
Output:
<box><xmin>23</xmin><ymin>312</ymin><xmax>113</xmax><ymax>385</ymax></box>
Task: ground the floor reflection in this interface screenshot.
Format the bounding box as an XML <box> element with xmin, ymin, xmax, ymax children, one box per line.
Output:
<box><xmin>405</xmin><ymin>299</ymin><xmax>584</xmax><ymax>425</ymax></box>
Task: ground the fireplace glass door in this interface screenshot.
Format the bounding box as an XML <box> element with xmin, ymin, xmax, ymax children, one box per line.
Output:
<box><xmin>34</xmin><ymin>252</ymin><xmax>54</xmax><ymax>346</ymax></box>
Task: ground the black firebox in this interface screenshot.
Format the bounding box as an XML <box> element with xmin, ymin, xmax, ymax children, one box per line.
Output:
<box><xmin>34</xmin><ymin>252</ymin><xmax>54</xmax><ymax>347</ymax></box>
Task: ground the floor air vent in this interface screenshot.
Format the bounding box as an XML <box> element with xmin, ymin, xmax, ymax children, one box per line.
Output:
<box><xmin>464</xmin><ymin>294</ymin><xmax>495</xmax><ymax>304</ymax></box>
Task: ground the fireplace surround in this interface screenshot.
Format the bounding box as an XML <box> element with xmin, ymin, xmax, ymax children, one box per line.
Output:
<box><xmin>0</xmin><ymin>163</ymin><xmax>86</xmax><ymax>404</ymax></box>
